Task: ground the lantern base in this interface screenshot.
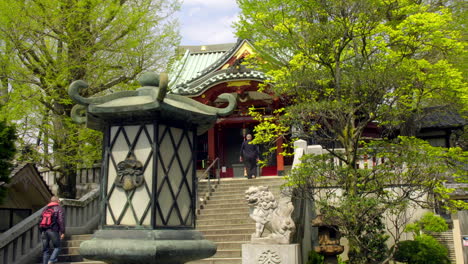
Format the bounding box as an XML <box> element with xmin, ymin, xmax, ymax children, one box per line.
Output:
<box><xmin>80</xmin><ymin>229</ymin><xmax>217</xmax><ymax>264</ymax></box>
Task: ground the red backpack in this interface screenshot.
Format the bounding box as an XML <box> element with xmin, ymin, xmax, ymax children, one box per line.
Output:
<box><xmin>39</xmin><ymin>206</ymin><xmax>57</xmax><ymax>231</ymax></box>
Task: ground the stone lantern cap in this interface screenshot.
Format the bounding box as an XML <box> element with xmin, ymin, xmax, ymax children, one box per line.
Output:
<box><xmin>311</xmin><ymin>214</ymin><xmax>340</xmax><ymax>227</ymax></box>
<box><xmin>69</xmin><ymin>72</ymin><xmax>237</xmax><ymax>134</ymax></box>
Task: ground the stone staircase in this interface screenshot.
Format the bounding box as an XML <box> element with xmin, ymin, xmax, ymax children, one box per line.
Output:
<box><xmin>432</xmin><ymin>230</ymin><xmax>456</xmax><ymax>263</ymax></box>
<box><xmin>38</xmin><ymin>176</ymin><xmax>285</xmax><ymax>264</ymax></box>
<box><xmin>38</xmin><ymin>234</ymin><xmax>105</xmax><ymax>264</ymax></box>
<box><xmin>188</xmin><ymin>176</ymin><xmax>285</xmax><ymax>264</ymax></box>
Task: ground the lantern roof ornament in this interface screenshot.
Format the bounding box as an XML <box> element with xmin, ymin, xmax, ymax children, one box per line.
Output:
<box><xmin>69</xmin><ymin>72</ymin><xmax>237</xmax><ymax>134</ymax></box>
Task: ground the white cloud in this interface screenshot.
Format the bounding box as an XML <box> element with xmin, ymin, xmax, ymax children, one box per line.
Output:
<box><xmin>178</xmin><ymin>0</ymin><xmax>240</xmax><ymax>45</ymax></box>
<box><xmin>183</xmin><ymin>0</ymin><xmax>238</xmax><ymax>10</ymax></box>
<box><xmin>181</xmin><ymin>19</ymin><xmax>237</xmax><ymax>44</ymax></box>
<box><xmin>187</xmin><ymin>7</ymin><xmax>201</xmax><ymax>17</ymax></box>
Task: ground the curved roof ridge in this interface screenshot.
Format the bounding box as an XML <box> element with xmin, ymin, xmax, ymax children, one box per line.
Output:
<box><xmin>176</xmin><ymin>38</ymin><xmax>247</xmax><ymax>88</ymax></box>
<box><xmin>173</xmin><ymin>70</ymin><xmax>267</xmax><ymax>96</ymax></box>
<box><xmin>168</xmin><ymin>49</ymin><xmax>191</xmax><ymax>88</ymax></box>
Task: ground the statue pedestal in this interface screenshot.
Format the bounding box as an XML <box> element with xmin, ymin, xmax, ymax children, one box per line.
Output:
<box><xmin>80</xmin><ymin>230</ymin><xmax>216</xmax><ymax>264</ymax></box>
<box><xmin>242</xmin><ymin>244</ymin><xmax>301</xmax><ymax>264</ymax></box>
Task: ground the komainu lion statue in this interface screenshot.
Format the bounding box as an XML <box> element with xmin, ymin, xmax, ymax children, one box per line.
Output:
<box><xmin>245</xmin><ymin>186</ymin><xmax>295</xmax><ymax>244</ymax></box>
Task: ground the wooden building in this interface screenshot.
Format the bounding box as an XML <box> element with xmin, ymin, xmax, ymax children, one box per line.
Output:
<box><xmin>0</xmin><ymin>163</ymin><xmax>52</xmax><ymax>232</ymax></box>
<box><xmin>169</xmin><ymin>39</ymin><xmax>289</xmax><ymax>177</ymax></box>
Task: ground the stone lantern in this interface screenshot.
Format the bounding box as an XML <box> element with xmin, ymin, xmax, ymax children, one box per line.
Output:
<box><xmin>311</xmin><ymin>215</ymin><xmax>344</xmax><ymax>264</ymax></box>
<box><xmin>68</xmin><ymin>72</ymin><xmax>237</xmax><ymax>264</ymax></box>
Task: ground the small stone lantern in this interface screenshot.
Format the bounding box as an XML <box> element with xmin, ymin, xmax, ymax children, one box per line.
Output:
<box><xmin>69</xmin><ymin>72</ymin><xmax>236</xmax><ymax>264</ymax></box>
<box><xmin>311</xmin><ymin>215</ymin><xmax>344</xmax><ymax>264</ymax></box>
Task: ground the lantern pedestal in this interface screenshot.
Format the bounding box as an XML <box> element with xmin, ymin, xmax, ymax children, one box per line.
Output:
<box><xmin>80</xmin><ymin>230</ymin><xmax>216</xmax><ymax>264</ymax></box>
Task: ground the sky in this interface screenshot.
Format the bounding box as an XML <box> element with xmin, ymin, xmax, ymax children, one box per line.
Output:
<box><xmin>178</xmin><ymin>0</ymin><xmax>240</xmax><ymax>45</ymax></box>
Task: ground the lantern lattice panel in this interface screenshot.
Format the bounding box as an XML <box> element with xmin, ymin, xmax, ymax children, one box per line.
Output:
<box><xmin>106</xmin><ymin>125</ymin><xmax>154</xmax><ymax>226</ymax></box>
<box><xmin>103</xmin><ymin>123</ymin><xmax>195</xmax><ymax>228</ymax></box>
<box><xmin>155</xmin><ymin>124</ymin><xmax>194</xmax><ymax>227</ymax></box>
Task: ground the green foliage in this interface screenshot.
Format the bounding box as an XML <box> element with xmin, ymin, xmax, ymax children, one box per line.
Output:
<box><xmin>405</xmin><ymin>212</ymin><xmax>449</xmax><ymax>235</ymax></box>
<box><xmin>394</xmin><ymin>234</ymin><xmax>450</xmax><ymax>264</ymax></box>
<box><xmin>234</xmin><ymin>0</ymin><xmax>465</xmax><ymax>261</ymax></box>
<box><xmin>249</xmin><ymin>107</ymin><xmax>294</xmax><ymax>166</ymax></box>
<box><xmin>0</xmin><ymin>114</ymin><xmax>17</xmax><ymax>204</ymax></box>
<box><xmin>306</xmin><ymin>250</ymin><xmax>324</xmax><ymax>264</ymax></box>
<box><xmin>396</xmin><ymin>212</ymin><xmax>451</xmax><ymax>263</ymax></box>
<box><xmin>0</xmin><ymin>0</ymin><xmax>180</xmax><ymax>197</ymax></box>
<box><xmin>236</xmin><ymin>0</ymin><xmax>466</xmax><ymax>147</ymax></box>
<box><xmin>286</xmin><ymin>137</ymin><xmax>466</xmax><ymax>262</ymax></box>
<box><xmin>318</xmin><ymin>196</ymin><xmax>389</xmax><ymax>263</ymax></box>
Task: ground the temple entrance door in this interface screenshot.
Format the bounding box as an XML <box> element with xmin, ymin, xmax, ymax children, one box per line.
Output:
<box><xmin>215</xmin><ymin>122</ymin><xmax>281</xmax><ymax>177</ymax></box>
<box><xmin>224</xmin><ymin>128</ymin><xmax>243</xmax><ymax>168</ymax></box>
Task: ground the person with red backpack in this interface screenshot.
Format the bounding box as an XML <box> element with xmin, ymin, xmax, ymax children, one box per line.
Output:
<box><xmin>40</xmin><ymin>196</ymin><xmax>65</xmax><ymax>264</ymax></box>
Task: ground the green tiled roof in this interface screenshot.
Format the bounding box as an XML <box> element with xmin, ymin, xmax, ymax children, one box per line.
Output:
<box><xmin>172</xmin><ymin>69</ymin><xmax>266</xmax><ymax>96</ymax></box>
<box><xmin>169</xmin><ymin>49</ymin><xmax>228</xmax><ymax>87</ymax></box>
<box><xmin>169</xmin><ymin>39</ymin><xmax>267</xmax><ymax>96</ymax></box>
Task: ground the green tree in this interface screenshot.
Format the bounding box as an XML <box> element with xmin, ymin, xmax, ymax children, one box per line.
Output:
<box><xmin>0</xmin><ymin>112</ymin><xmax>17</xmax><ymax>204</ymax></box>
<box><xmin>0</xmin><ymin>0</ymin><xmax>180</xmax><ymax>198</ymax></box>
<box><xmin>290</xmin><ymin>137</ymin><xmax>466</xmax><ymax>262</ymax></box>
<box><xmin>236</xmin><ymin>0</ymin><xmax>466</xmax><ymax>262</ymax></box>
<box><xmin>394</xmin><ymin>212</ymin><xmax>450</xmax><ymax>264</ymax></box>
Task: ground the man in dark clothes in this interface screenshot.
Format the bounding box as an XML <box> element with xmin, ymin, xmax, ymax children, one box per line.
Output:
<box><xmin>240</xmin><ymin>134</ymin><xmax>260</xmax><ymax>179</ymax></box>
<box><xmin>41</xmin><ymin>196</ymin><xmax>65</xmax><ymax>264</ymax></box>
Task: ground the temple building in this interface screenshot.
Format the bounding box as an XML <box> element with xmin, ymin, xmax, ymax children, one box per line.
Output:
<box><xmin>169</xmin><ymin>39</ymin><xmax>290</xmax><ymax>177</ymax></box>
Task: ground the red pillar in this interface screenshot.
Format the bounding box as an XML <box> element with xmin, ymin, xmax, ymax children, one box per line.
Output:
<box><xmin>276</xmin><ymin>137</ymin><xmax>284</xmax><ymax>176</ymax></box>
<box><xmin>208</xmin><ymin>127</ymin><xmax>216</xmax><ymax>162</ymax></box>
<box><xmin>207</xmin><ymin>127</ymin><xmax>216</xmax><ymax>178</ymax></box>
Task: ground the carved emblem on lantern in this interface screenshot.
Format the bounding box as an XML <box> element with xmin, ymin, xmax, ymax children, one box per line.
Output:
<box><xmin>114</xmin><ymin>155</ymin><xmax>144</xmax><ymax>191</ymax></box>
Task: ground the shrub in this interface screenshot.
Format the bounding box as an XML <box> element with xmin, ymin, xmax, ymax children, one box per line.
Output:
<box><xmin>307</xmin><ymin>250</ymin><xmax>324</xmax><ymax>264</ymax></box>
<box><xmin>394</xmin><ymin>234</ymin><xmax>450</xmax><ymax>264</ymax></box>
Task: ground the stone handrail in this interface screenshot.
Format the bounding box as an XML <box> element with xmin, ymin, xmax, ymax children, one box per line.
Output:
<box><xmin>0</xmin><ymin>188</ymin><xmax>100</xmax><ymax>264</ymax></box>
<box><xmin>293</xmin><ymin>140</ymin><xmax>385</xmax><ymax>170</ymax></box>
<box><xmin>196</xmin><ymin>158</ymin><xmax>220</xmax><ymax>214</ymax></box>
<box><xmin>61</xmin><ymin>188</ymin><xmax>101</xmax><ymax>235</ymax></box>
<box><xmin>39</xmin><ymin>164</ymin><xmax>101</xmax><ymax>186</ymax></box>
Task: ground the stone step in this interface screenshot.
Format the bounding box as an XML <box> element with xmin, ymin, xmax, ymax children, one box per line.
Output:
<box><xmin>209</xmin><ymin>190</ymin><xmax>282</xmax><ymax>198</ymax></box>
<box><xmin>198</xmin><ymin>186</ymin><xmax>216</xmax><ymax>191</ymax></box>
<box><xmin>203</xmin><ymin>233</ymin><xmax>251</xmax><ymax>242</ymax></box>
<box><xmin>187</xmin><ymin>257</ymin><xmax>241</xmax><ymax>264</ymax></box>
<box><xmin>214</xmin><ymin>178</ymin><xmax>285</xmax><ymax>186</ymax></box>
<box><xmin>213</xmin><ymin>241</ymin><xmax>245</xmax><ymax>250</ymax></box>
<box><xmin>199</xmin><ymin>207</ymin><xmax>249</xmax><ymax>215</ymax></box>
<box><xmin>60</xmin><ymin>246</ymin><xmax>81</xmax><ymax>255</ymax></box>
<box><xmin>198</xmin><ymin>177</ymin><xmax>284</xmax><ymax>188</ymax></box>
<box><xmin>214</xmin><ymin>180</ymin><xmax>284</xmax><ymax>187</ymax></box>
<box><xmin>197</xmin><ymin>223</ymin><xmax>253</xmax><ymax>231</ymax></box>
<box><xmin>210</xmin><ymin>250</ymin><xmax>241</xmax><ymax>258</ymax></box>
<box><xmin>215</xmin><ymin>183</ymin><xmax>284</xmax><ymax>188</ymax></box>
<box><xmin>197</xmin><ymin>218</ymin><xmax>253</xmax><ymax>225</ymax></box>
<box><xmin>67</xmin><ymin>234</ymin><xmax>93</xmax><ymax>240</ymax></box>
<box><xmin>197</xmin><ymin>213</ymin><xmax>251</xmax><ymax>221</ymax></box>
<box><xmin>201</xmin><ymin>203</ymin><xmax>248</xmax><ymax>209</ymax></box>
<box><xmin>204</xmin><ymin>198</ymin><xmax>248</xmax><ymax>205</ymax></box>
<box><xmin>210</xmin><ymin>186</ymin><xmax>284</xmax><ymax>195</ymax></box>
<box><xmin>202</xmin><ymin>192</ymin><xmax>244</xmax><ymax>198</ymax></box>
<box><xmin>215</xmin><ymin>186</ymin><xmax>283</xmax><ymax>193</ymax></box>
<box><xmin>199</xmin><ymin>228</ymin><xmax>254</xmax><ymax>235</ymax></box>
<box><xmin>207</xmin><ymin>189</ymin><xmax>246</xmax><ymax>195</ymax></box>
<box><xmin>62</xmin><ymin>239</ymin><xmax>86</xmax><ymax>247</ymax></box>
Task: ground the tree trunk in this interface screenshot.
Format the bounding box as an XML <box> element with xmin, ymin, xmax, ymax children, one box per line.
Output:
<box><xmin>400</xmin><ymin>112</ymin><xmax>419</xmax><ymax>137</ymax></box>
<box><xmin>51</xmin><ymin>103</ymin><xmax>78</xmax><ymax>199</ymax></box>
